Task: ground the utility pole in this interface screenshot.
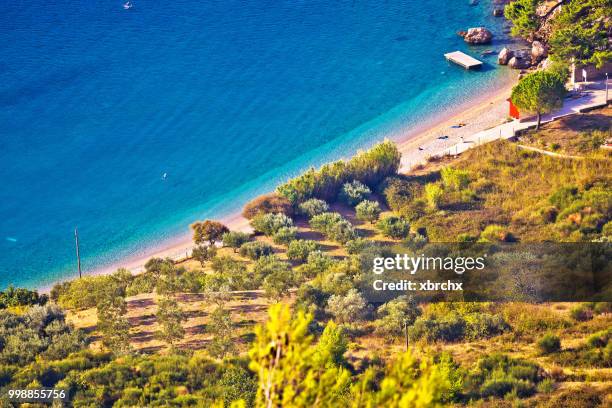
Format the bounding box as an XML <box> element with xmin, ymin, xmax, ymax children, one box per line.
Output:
<box><xmin>74</xmin><ymin>227</ymin><xmax>82</xmax><ymax>279</ymax></box>
<box><xmin>403</xmin><ymin>320</ymin><xmax>409</xmax><ymax>352</ymax></box>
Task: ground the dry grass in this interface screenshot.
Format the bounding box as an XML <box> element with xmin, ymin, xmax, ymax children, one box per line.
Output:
<box><xmin>518</xmin><ymin>106</ymin><xmax>612</xmax><ymax>157</ymax></box>
<box><xmin>67</xmin><ymin>290</ymin><xmax>283</xmax><ymax>354</ymax></box>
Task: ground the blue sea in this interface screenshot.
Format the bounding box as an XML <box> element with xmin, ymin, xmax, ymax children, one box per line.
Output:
<box><xmin>0</xmin><ymin>0</ymin><xmax>511</xmax><ymax>289</ymax></box>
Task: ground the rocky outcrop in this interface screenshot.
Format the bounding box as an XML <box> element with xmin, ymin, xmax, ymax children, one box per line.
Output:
<box><xmin>531</xmin><ymin>41</ymin><xmax>548</xmax><ymax>62</ymax></box>
<box><xmin>505</xmin><ymin>49</ymin><xmax>533</xmax><ymax>69</ymax></box>
<box><xmin>498</xmin><ymin>47</ymin><xmax>513</xmax><ymax>65</ymax></box>
<box><xmin>463</xmin><ymin>27</ymin><xmax>493</xmax><ymax>44</ymax></box>
<box><xmin>509</xmin><ymin>56</ymin><xmax>531</xmax><ymax>69</ymax></box>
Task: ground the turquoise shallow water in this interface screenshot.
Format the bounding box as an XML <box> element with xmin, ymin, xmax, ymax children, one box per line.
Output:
<box><xmin>0</xmin><ymin>0</ymin><xmax>510</xmax><ymax>289</ymax></box>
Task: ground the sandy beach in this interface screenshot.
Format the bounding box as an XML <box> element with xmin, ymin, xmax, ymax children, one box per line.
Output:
<box><xmin>40</xmin><ymin>77</ymin><xmax>518</xmax><ymax>292</ymax></box>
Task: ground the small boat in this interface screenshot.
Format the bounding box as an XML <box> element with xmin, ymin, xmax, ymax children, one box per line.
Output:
<box><xmin>162</xmin><ymin>172</ymin><xmax>168</xmax><ymax>180</ymax></box>
<box><xmin>123</xmin><ymin>1</ymin><xmax>133</xmax><ymax>10</ymax></box>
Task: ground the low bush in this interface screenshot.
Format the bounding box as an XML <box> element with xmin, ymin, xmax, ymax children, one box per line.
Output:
<box><xmin>380</xmin><ymin>176</ymin><xmax>422</xmax><ymax>213</ymax></box>
<box><xmin>569</xmin><ymin>304</ymin><xmax>593</xmax><ymax>321</ymax></box>
<box><xmin>344</xmin><ymin>238</ymin><xmax>377</xmax><ymax>255</ymax></box>
<box><xmin>586</xmin><ymin>329</ymin><xmax>610</xmax><ymax>349</ymax></box>
<box><xmin>310</xmin><ymin>212</ymin><xmax>357</xmax><ymax>243</ymax></box>
<box><xmin>272</xmin><ymin>226</ymin><xmax>298</xmax><ymax>246</ymax></box>
<box><xmin>376</xmin><ymin>216</ymin><xmax>410</xmax><ymax>240</ymax></box>
<box><xmin>339</xmin><ymin>180</ymin><xmax>371</xmax><ymax>206</ymax></box>
<box><xmin>222</xmin><ymin>231</ymin><xmax>250</xmax><ymax>252</ymax></box>
<box><xmin>409</xmin><ymin>309</ymin><xmax>508</xmax><ymax>343</ymax></box>
<box><xmin>298</xmin><ymin>198</ymin><xmax>329</xmax><ymax>218</ymax></box>
<box><xmin>355</xmin><ymin>200</ymin><xmax>381</xmax><ymax>223</ymax></box>
<box><xmin>326</xmin><ymin>289</ymin><xmax>367</xmax><ymax>324</ymax></box>
<box><xmin>0</xmin><ymin>287</ymin><xmax>47</xmax><ymax>309</ymax></box>
<box><xmin>468</xmin><ymin>354</ymin><xmax>542</xmax><ymax>399</ymax></box>
<box><xmin>537</xmin><ymin>333</ymin><xmax>561</xmax><ymax>354</ymax></box>
<box><xmin>242</xmin><ymin>193</ymin><xmax>293</xmax><ymax>219</ymax></box>
<box><xmin>250</xmin><ymin>213</ymin><xmax>293</xmax><ymax>236</ymax></box>
<box><xmin>440</xmin><ymin>167</ymin><xmax>470</xmax><ymax>191</ymax></box>
<box><xmin>424</xmin><ymin>183</ymin><xmax>444</xmax><ymax>209</ymax></box>
<box><xmin>239</xmin><ymin>241</ymin><xmax>274</xmax><ymax>260</ymax></box>
<box><xmin>286</xmin><ymin>240</ymin><xmax>319</xmax><ymax>263</ymax></box>
<box><xmin>479</xmin><ymin>224</ymin><xmax>515</xmax><ymax>242</ymax></box>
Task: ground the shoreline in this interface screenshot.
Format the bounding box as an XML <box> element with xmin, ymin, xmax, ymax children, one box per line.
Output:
<box><xmin>39</xmin><ymin>76</ymin><xmax>517</xmax><ymax>293</ymax></box>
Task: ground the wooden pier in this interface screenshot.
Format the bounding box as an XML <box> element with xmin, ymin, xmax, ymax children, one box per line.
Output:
<box><xmin>444</xmin><ymin>51</ymin><xmax>483</xmax><ymax>69</ymax></box>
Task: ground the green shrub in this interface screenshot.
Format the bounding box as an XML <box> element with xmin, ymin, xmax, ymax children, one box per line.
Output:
<box><xmin>539</xmin><ymin>206</ymin><xmax>559</xmax><ymax>223</ymax></box>
<box><xmin>569</xmin><ymin>304</ymin><xmax>593</xmax><ymax>321</ymax></box>
<box><xmin>480</xmin><ymin>377</ymin><xmax>534</xmax><ymax>399</ymax></box>
<box><xmin>125</xmin><ymin>273</ymin><xmax>157</xmax><ymax>296</ymax></box>
<box><xmin>374</xmin><ymin>296</ymin><xmax>421</xmax><ymax>338</ymax></box>
<box><xmin>253</xmin><ymin>256</ymin><xmax>291</xmax><ymax>287</ymax></box>
<box><xmin>222</xmin><ymin>231</ymin><xmax>250</xmax><ymax>252</ymax></box>
<box><xmin>272</xmin><ymin>226</ymin><xmax>298</xmax><ymax>246</ymax></box>
<box><xmin>586</xmin><ymin>329</ymin><xmax>610</xmax><ymax>349</ymax></box>
<box><xmin>345</xmin><ymin>238</ymin><xmax>377</xmax><ymax>255</ymax></box>
<box><xmin>277</xmin><ymin>140</ymin><xmax>400</xmax><ymax>204</ymax></box>
<box><xmin>286</xmin><ymin>240</ymin><xmax>319</xmax><ymax>263</ymax></box>
<box><xmin>339</xmin><ymin>180</ymin><xmax>371</xmax><ymax>206</ymax></box>
<box><xmin>210</xmin><ymin>256</ymin><xmax>250</xmax><ymax>290</ymax></box>
<box><xmin>464</xmin><ymin>313</ymin><xmax>509</xmax><ymax>341</ymax></box>
<box><xmin>548</xmin><ymin>185</ymin><xmax>579</xmax><ymax>210</ymax></box>
<box><xmin>424</xmin><ymin>183</ymin><xmax>444</xmax><ymax>209</ymax></box>
<box><xmin>399</xmin><ymin>199</ymin><xmax>428</xmax><ymax>222</ymax></box>
<box><xmin>250</xmin><ymin>213</ymin><xmax>293</xmax><ymax>236</ymax></box>
<box><xmin>536</xmin><ymin>378</ymin><xmax>555</xmax><ymax>394</ymax></box>
<box><xmin>440</xmin><ymin>167</ymin><xmax>470</xmax><ymax>191</ymax></box>
<box><xmin>409</xmin><ymin>313</ymin><xmax>466</xmax><ymax>342</ymax></box>
<box><xmin>310</xmin><ymin>212</ymin><xmax>357</xmax><ymax>243</ymax></box>
<box><xmin>192</xmin><ymin>244</ymin><xmax>217</xmax><ymax>265</ymax></box>
<box><xmin>0</xmin><ymin>287</ymin><xmax>48</xmax><ymax>309</ymax></box>
<box><xmin>326</xmin><ymin>289</ymin><xmax>367</xmax><ymax>323</ymax></box>
<box><xmin>239</xmin><ymin>241</ymin><xmax>274</xmax><ymax>260</ymax></box>
<box><xmin>0</xmin><ymin>305</ymin><xmax>88</xmax><ymax>365</ymax></box>
<box><xmin>470</xmin><ymin>354</ymin><xmax>541</xmax><ymax>399</ymax></box>
<box><xmin>355</xmin><ymin>200</ymin><xmax>381</xmax><ymax>223</ymax></box>
<box><xmin>456</xmin><ymin>233</ymin><xmax>477</xmax><ymax>243</ymax></box>
<box><xmin>310</xmin><ymin>212</ymin><xmax>344</xmax><ymax>233</ymax></box>
<box><xmin>376</xmin><ymin>216</ymin><xmax>410</xmax><ymax>240</ymax></box>
<box><xmin>298</xmin><ymin>198</ymin><xmax>329</xmax><ymax>218</ymax></box>
<box><xmin>479</xmin><ymin>224</ymin><xmax>515</xmax><ymax>242</ymax></box>
<box><xmin>380</xmin><ymin>176</ymin><xmax>422</xmax><ymax>212</ymax></box>
<box><xmin>327</xmin><ymin>219</ymin><xmax>358</xmax><ymax>243</ymax></box>
<box><xmin>297</xmin><ymin>251</ymin><xmax>336</xmax><ymax>280</ymax></box>
<box><xmin>537</xmin><ymin>333</ymin><xmax>561</xmax><ymax>354</ymax></box>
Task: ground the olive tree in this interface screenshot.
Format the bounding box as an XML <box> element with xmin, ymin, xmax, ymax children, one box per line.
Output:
<box><xmin>355</xmin><ymin>200</ymin><xmax>381</xmax><ymax>224</ymax></box>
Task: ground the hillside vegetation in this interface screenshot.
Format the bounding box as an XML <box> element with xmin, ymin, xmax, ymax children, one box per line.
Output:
<box><xmin>0</xmin><ymin>105</ymin><xmax>608</xmax><ymax>407</ymax></box>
